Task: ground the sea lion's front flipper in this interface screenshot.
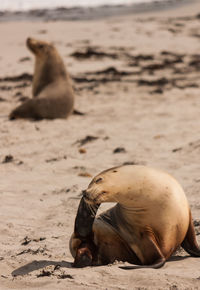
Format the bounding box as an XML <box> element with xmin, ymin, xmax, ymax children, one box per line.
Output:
<box><xmin>181</xmin><ymin>211</ymin><xmax>200</xmax><ymax>257</ymax></box>
<box><xmin>120</xmin><ymin>229</ymin><xmax>166</xmax><ymax>270</ymax></box>
<box><xmin>73</xmin><ymin>196</ymin><xmax>100</xmax><ymax>267</ymax></box>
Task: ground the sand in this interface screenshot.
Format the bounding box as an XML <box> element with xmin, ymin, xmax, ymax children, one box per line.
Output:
<box><xmin>0</xmin><ymin>1</ymin><xmax>200</xmax><ymax>289</ymax></box>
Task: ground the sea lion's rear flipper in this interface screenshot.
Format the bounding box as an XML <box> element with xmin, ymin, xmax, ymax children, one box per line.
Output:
<box><xmin>120</xmin><ymin>231</ymin><xmax>166</xmax><ymax>270</ymax></box>
<box><xmin>73</xmin><ymin>109</ymin><xmax>85</xmax><ymax>116</ymax></box>
<box><xmin>73</xmin><ymin>196</ymin><xmax>100</xmax><ymax>267</ymax></box>
<box><xmin>181</xmin><ymin>211</ymin><xmax>200</xmax><ymax>257</ymax></box>
<box><xmin>9</xmin><ymin>99</ymin><xmax>42</xmax><ymax>120</ymax></box>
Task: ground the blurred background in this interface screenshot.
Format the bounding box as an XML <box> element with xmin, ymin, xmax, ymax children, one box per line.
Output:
<box><xmin>1</xmin><ymin>0</ymin><xmax>167</xmax><ymax>11</ymax></box>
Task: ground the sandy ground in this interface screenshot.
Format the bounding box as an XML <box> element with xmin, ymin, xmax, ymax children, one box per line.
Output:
<box><xmin>0</xmin><ymin>1</ymin><xmax>200</xmax><ymax>289</ymax></box>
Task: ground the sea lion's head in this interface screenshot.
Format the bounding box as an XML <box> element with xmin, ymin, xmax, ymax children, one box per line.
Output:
<box><xmin>26</xmin><ymin>37</ymin><xmax>68</xmax><ymax>97</ymax></box>
<box><xmin>83</xmin><ymin>166</ymin><xmax>124</xmax><ymax>205</ymax></box>
<box><xmin>26</xmin><ymin>37</ymin><xmax>55</xmax><ymax>58</ymax></box>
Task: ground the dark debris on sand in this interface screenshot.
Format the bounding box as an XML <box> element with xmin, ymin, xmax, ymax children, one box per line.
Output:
<box><xmin>36</xmin><ymin>264</ymin><xmax>74</xmax><ymax>279</ymax></box>
<box><xmin>69</xmin><ymin>46</ymin><xmax>200</xmax><ymax>93</ymax></box>
<box><xmin>1</xmin><ymin>41</ymin><xmax>200</xmax><ymax>95</ymax></box>
<box><xmin>58</xmin><ymin>273</ymin><xmax>74</xmax><ymax>279</ymax></box>
<box><xmin>2</xmin><ymin>43</ymin><xmax>200</xmax><ymax>102</ymax></box>
<box><xmin>2</xmin><ymin>155</ymin><xmax>14</xmax><ymax>164</ymax></box>
<box><xmin>113</xmin><ymin>147</ymin><xmax>126</xmax><ymax>154</ymax></box>
<box><xmin>0</xmin><ymin>73</ymin><xmax>32</xmax><ymax>82</ymax></box>
<box><xmin>21</xmin><ymin>236</ymin><xmax>46</xmax><ymax>246</ymax></box>
<box><xmin>71</xmin><ymin>47</ymin><xmax>118</xmax><ymax>59</ymax></box>
<box><xmin>75</xmin><ymin>135</ymin><xmax>99</xmax><ymax>146</ymax></box>
<box><xmin>37</xmin><ymin>269</ymin><xmax>52</xmax><ymax>277</ymax></box>
<box><xmin>16</xmin><ymin>246</ymin><xmax>48</xmax><ymax>256</ymax></box>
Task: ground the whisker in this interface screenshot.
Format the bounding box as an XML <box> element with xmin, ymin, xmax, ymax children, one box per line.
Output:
<box><xmin>87</xmin><ymin>203</ymin><xmax>97</xmax><ymax>218</ymax></box>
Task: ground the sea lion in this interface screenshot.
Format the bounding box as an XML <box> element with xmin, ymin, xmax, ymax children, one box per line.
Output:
<box><xmin>9</xmin><ymin>37</ymin><xmax>74</xmax><ymax>120</ymax></box>
<box><xmin>70</xmin><ymin>165</ymin><xmax>200</xmax><ymax>269</ymax></box>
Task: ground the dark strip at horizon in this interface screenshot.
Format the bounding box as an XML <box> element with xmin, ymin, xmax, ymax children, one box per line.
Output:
<box><xmin>0</xmin><ymin>0</ymin><xmax>194</xmax><ymax>22</ymax></box>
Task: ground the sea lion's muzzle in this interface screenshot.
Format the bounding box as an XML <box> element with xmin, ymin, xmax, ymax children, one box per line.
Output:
<box><xmin>26</xmin><ymin>37</ymin><xmax>33</xmax><ymax>48</ymax></box>
<box><xmin>26</xmin><ymin>37</ymin><xmax>39</xmax><ymax>54</ymax></box>
<box><xmin>83</xmin><ymin>189</ymin><xmax>107</xmax><ymax>204</ymax></box>
<box><xmin>82</xmin><ymin>190</ymin><xmax>93</xmax><ymax>203</ymax></box>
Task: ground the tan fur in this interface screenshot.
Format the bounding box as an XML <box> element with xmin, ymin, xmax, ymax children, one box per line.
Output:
<box><xmin>9</xmin><ymin>37</ymin><xmax>74</xmax><ymax>120</ymax></box>
<box><xmin>70</xmin><ymin>165</ymin><xmax>193</xmax><ymax>266</ymax></box>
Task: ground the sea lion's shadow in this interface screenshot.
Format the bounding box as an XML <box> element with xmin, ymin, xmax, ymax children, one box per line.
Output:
<box><xmin>168</xmin><ymin>255</ymin><xmax>191</xmax><ymax>263</ymax></box>
<box><xmin>11</xmin><ymin>255</ymin><xmax>190</xmax><ymax>276</ymax></box>
<box><xmin>11</xmin><ymin>260</ymin><xmax>73</xmax><ymax>277</ymax></box>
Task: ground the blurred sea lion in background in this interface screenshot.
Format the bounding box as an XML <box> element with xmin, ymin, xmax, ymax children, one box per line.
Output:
<box><xmin>10</xmin><ymin>37</ymin><xmax>74</xmax><ymax>120</ymax></box>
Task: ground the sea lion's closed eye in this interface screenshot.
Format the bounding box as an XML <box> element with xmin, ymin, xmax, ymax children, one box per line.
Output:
<box><xmin>95</xmin><ymin>177</ymin><xmax>103</xmax><ymax>183</ymax></box>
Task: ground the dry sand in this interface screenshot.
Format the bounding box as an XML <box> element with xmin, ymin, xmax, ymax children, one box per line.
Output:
<box><xmin>0</xmin><ymin>1</ymin><xmax>200</xmax><ymax>289</ymax></box>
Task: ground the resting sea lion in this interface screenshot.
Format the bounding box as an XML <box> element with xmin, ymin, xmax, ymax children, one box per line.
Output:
<box><xmin>70</xmin><ymin>165</ymin><xmax>200</xmax><ymax>269</ymax></box>
<box><xmin>9</xmin><ymin>37</ymin><xmax>74</xmax><ymax>120</ymax></box>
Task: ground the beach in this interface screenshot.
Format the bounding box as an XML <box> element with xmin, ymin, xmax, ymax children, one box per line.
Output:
<box><xmin>0</xmin><ymin>1</ymin><xmax>200</xmax><ymax>289</ymax></box>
